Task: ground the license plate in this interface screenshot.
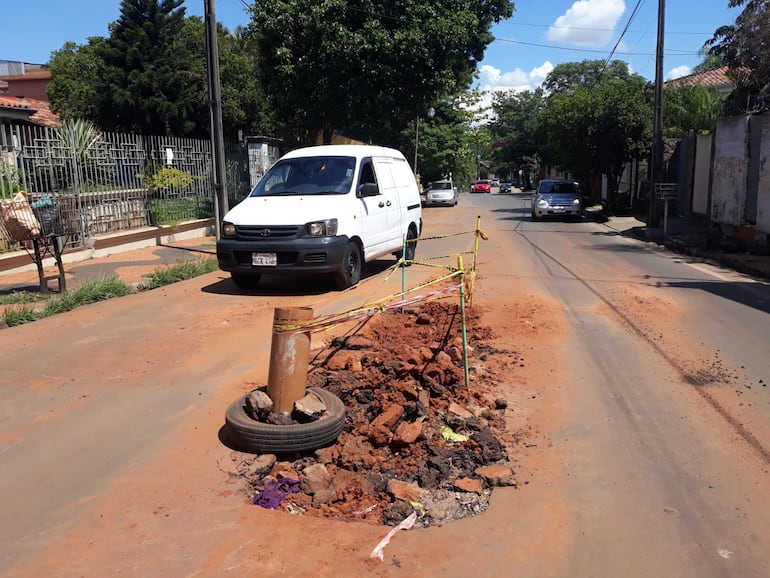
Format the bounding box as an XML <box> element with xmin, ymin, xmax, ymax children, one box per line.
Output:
<box><xmin>252</xmin><ymin>252</ymin><xmax>277</xmax><ymax>266</ymax></box>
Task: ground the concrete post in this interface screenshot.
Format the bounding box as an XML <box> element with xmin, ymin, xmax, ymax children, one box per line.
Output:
<box><xmin>267</xmin><ymin>307</ymin><xmax>313</xmax><ymax>413</ymax></box>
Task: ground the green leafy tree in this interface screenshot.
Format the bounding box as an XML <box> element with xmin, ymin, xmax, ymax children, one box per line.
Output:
<box><xmin>95</xmin><ymin>0</ymin><xmax>203</xmax><ymax>136</ymax></box>
<box><xmin>48</xmin><ymin>39</ymin><xmax>107</xmax><ymax>120</ymax></box>
<box><xmin>540</xmin><ymin>65</ymin><xmax>652</xmax><ymax>200</ymax></box>
<box><xmin>663</xmin><ymin>85</ymin><xmax>726</xmax><ymax>137</ymax></box>
<box><xmin>489</xmin><ymin>88</ymin><xmax>546</xmax><ymax>183</ymax></box>
<box><xmin>707</xmin><ymin>0</ymin><xmax>770</xmax><ymax>112</ymax></box>
<box><xmin>247</xmin><ymin>0</ymin><xmax>514</xmax><ymax>147</ymax></box>
<box><xmin>543</xmin><ymin>59</ymin><xmax>631</xmax><ymax>94</ymax></box>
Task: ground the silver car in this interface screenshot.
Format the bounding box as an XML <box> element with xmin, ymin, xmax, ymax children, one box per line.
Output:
<box><xmin>425</xmin><ymin>179</ymin><xmax>458</xmax><ymax>207</ymax></box>
<box><xmin>531</xmin><ymin>179</ymin><xmax>582</xmax><ymax>220</ymax></box>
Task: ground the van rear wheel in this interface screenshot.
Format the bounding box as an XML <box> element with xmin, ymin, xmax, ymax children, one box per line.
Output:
<box><xmin>334</xmin><ymin>242</ymin><xmax>362</xmax><ymax>290</ymax></box>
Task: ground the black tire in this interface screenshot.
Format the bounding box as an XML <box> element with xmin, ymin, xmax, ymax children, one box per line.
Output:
<box><xmin>394</xmin><ymin>226</ymin><xmax>418</xmax><ymax>264</ymax></box>
<box><xmin>225</xmin><ymin>387</ymin><xmax>345</xmax><ymax>454</ymax></box>
<box><xmin>231</xmin><ymin>272</ymin><xmax>261</xmax><ymax>289</ymax></box>
<box><xmin>334</xmin><ymin>241</ymin><xmax>362</xmax><ymax>289</ymax></box>
<box><xmin>531</xmin><ymin>211</ymin><xmax>540</xmax><ymax>221</ymax></box>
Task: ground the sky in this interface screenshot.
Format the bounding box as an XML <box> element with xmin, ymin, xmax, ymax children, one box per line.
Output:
<box><xmin>0</xmin><ymin>0</ymin><xmax>742</xmax><ymax>94</ymax></box>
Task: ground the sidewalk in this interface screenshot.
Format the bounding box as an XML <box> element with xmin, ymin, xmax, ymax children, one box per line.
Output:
<box><xmin>0</xmin><ymin>221</ymin><xmax>217</xmax><ymax>294</ymax></box>
<box><xmin>593</xmin><ymin>209</ymin><xmax>770</xmax><ymax>282</ymax></box>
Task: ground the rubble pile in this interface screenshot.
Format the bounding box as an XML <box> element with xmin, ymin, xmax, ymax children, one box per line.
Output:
<box><xmin>228</xmin><ymin>301</ymin><xmax>522</xmax><ymax>526</ymax></box>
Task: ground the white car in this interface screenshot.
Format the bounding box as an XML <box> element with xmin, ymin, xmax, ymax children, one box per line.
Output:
<box><xmin>424</xmin><ymin>179</ymin><xmax>458</xmax><ymax>207</ymax></box>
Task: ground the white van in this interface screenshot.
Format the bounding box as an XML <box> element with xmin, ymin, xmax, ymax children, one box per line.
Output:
<box><xmin>216</xmin><ymin>144</ymin><xmax>423</xmax><ymax>290</ymax></box>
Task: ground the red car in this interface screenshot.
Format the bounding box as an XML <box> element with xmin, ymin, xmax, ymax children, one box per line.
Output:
<box><xmin>471</xmin><ymin>179</ymin><xmax>491</xmax><ymax>193</ymax></box>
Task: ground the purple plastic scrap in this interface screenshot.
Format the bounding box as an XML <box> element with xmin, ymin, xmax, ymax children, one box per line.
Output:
<box><xmin>252</xmin><ymin>477</ymin><xmax>301</xmax><ymax>509</ymax></box>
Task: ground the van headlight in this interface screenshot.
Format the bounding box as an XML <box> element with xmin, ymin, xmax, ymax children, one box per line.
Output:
<box><xmin>306</xmin><ymin>218</ymin><xmax>338</xmax><ymax>237</ymax></box>
<box><xmin>222</xmin><ymin>222</ymin><xmax>237</xmax><ymax>237</ymax></box>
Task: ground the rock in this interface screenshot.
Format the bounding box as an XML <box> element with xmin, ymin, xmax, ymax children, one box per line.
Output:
<box><xmin>387</xmin><ymin>479</ymin><xmax>427</xmax><ymax>502</ymax></box>
<box><xmin>447</xmin><ymin>345</ymin><xmax>465</xmax><ymax>363</ymax></box>
<box><xmin>418</xmin><ymin>347</ymin><xmax>434</xmax><ymax>362</ymax></box>
<box><xmin>393</xmin><ymin>421</ymin><xmax>423</xmax><ymax>444</ymax></box>
<box><xmin>246</xmin><ymin>454</ymin><xmax>276</xmax><ymax>479</ymax></box>
<box><xmin>301</xmin><ymin>463</ymin><xmax>332</xmax><ymax>495</ymax></box>
<box><xmin>475</xmin><ymin>464</ymin><xmax>516</xmax><ymax>487</ymax></box>
<box><xmin>342</xmin><ymin>335</ymin><xmax>374</xmax><ymax>349</ymax></box>
<box><xmin>266</xmin><ymin>411</ymin><xmax>294</xmax><ymax>425</ymax></box>
<box><xmin>418</xmin><ymin>389</ymin><xmax>430</xmax><ymax>410</ymax></box>
<box><xmin>362</xmin><ymin>403</ymin><xmax>404</xmax><ymax>446</ymax></box>
<box><xmin>448</xmin><ymin>402</ymin><xmax>473</xmax><ymax>420</ymax></box>
<box><xmin>245</xmin><ymin>389</ymin><xmax>273</xmax><ymax>420</ymax></box>
<box><xmin>472</xmin><ymin>428</ymin><xmax>507</xmax><ymax>462</ymax></box>
<box><xmin>333</xmin><ymin>468</ymin><xmax>375</xmax><ymax>497</ymax></box>
<box><xmin>314</xmin><ymin>445</ymin><xmax>341</xmax><ymax>465</ymax></box>
<box><xmin>454</xmin><ymin>477</ymin><xmax>484</xmax><ymax>494</ymax></box>
<box><xmin>327</xmin><ymin>351</ymin><xmax>363</xmax><ymax>371</ymax></box>
<box><xmin>435</xmin><ymin>350</ymin><xmax>455</xmax><ymax>370</ymax></box>
<box><xmin>494</xmin><ymin>398</ymin><xmax>508</xmax><ymax>410</ymax></box>
<box><xmin>294</xmin><ymin>391</ymin><xmax>327</xmax><ymax>419</ymax></box>
<box><xmin>416</xmin><ymin>313</ymin><xmax>433</xmax><ymax>325</ymax></box>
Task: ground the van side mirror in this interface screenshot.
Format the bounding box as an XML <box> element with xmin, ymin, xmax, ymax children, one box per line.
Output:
<box><xmin>357</xmin><ymin>183</ymin><xmax>379</xmax><ymax>198</ymax></box>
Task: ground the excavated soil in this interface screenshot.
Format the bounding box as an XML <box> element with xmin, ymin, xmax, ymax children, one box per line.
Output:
<box><xmin>225</xmin><ymin>300</ymin><xmax>528</xmax><ymax>526</ymax></box>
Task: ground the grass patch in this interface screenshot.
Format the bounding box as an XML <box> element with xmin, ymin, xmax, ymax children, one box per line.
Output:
<box><xmin>2</xmin><ymin>258</ymin><xmax>219</xmax><ymax>327</ymax></box>
<box><xmin>137</xmin><ymin>257</ymin><xmax>218</xmax><ymax>290</ymax></box>
<box><xmin>3</xmin><ymin>305</ymin><xmax>43</xmax><ymax>326</ymax></box>
<box><xmin>0</xmin><ymin>291</ymin><xmax>49</xmax><ymax>305</ymax></box>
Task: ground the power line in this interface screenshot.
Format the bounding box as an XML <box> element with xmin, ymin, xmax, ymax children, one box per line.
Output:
<box><xmin>492</xmin><ymin>37</ymin><xmax>699</xmax><ymax>57</ymax></box>
<box><xmin>602</xmin><ymin>0</ymin><xmax>647</xmax><ymax>70</ymax></box>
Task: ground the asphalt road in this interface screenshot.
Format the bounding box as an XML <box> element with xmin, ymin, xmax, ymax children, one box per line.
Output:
<box><xmin>1</xmin><ymin>190</ymin><xmax>769</xmax><ymax>577</ymax></box>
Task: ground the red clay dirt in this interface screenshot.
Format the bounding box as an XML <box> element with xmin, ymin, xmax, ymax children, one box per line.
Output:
<box><xmin>2</xmin><ymin>226</ymin><xmax>571</xmax><ymax>577</ymax></box>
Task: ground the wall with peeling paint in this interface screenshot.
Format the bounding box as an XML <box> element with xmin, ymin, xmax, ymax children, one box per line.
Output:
<box><xmin>712</xmin><ymin>116</ymin><xmax>749</xmax><ymax>227</ymax></box>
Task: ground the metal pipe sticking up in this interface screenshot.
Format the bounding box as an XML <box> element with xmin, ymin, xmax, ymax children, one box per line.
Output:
<box><xmin>267</xmin><ymin>307</ymin><xmax>314</xmax><ymax>413</ymax></box>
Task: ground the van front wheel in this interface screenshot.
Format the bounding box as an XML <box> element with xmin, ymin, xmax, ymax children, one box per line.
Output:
<box><xmin>334</xmin><ymin>242</ymin><xmax>363</xmax><ymax>289</ymax></box>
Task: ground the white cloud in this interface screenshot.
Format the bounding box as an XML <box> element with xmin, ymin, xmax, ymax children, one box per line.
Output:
<box><xmin>478</xmin><ymin>62</ymin><xmax>554</xmax><ymax>94</ymax></box>
<box><xmin>666</xmin><ymin>65</ymin><xmax>691</xmax><ymax>80</ymax></box>
<box><xmin>547</xmin><ymin>0</ymin><xmax>626</xmax><ymax>47</ymax></box>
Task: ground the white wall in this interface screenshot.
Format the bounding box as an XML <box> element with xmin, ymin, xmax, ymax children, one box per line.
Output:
<box><xmin>711</xmin><ymin>116</ymin><xmax>748</xmax><ymax>227</ymax></box>
<box><xmin>692</xmin><ymin>134</ymin><xmax>712</xmax><ymax>216</ymax></box>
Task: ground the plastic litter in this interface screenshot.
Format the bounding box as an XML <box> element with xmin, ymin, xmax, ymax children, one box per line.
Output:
<box><xmin>370</xmin><ymin>511</ymin><xmax>418</xmax><ymax>561</ymax></box>
<box><xmin>252</xmin><ymin>477</ymin><xmax>300</xmax><ymax>509</ymax></box>
<box><xmin>409</xmin><ymin>501</ymin><xmax>426</xmax><ymax>517</ymax></box>
<box><xmin>441</xmin><ymin>425</ymin><xmax>469</xmax><ymax>442</ymax></box>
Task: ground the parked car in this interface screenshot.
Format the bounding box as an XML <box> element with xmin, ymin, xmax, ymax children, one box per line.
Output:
<box><xmin>470</xmin><ymin>179</ymin><xmax>492</xmax><ymax>193</ymax></box>
<box><xmin>425</xmin><ymin>179</ymin><xmax>458</xmax><ymax>207</ymax></box>
<box><xmin>500</xmin><ymin>182</ymin><xmax>512</xmax><ymax>194</ymax></box>
<box><xmin>491</xmin><ymin>178</ymin><xmax>500</xmax><ymax>187</ymax></box>
<box><xmin>511</xmin><ymin>177</ymin><xmax>521</xmax><ymax>188</ymax></box>
<box><xmin>217</xmin><ymin>144</ymin><xmax>423</xmax><ymax>290</ymax></box>
<box><xmin>531</xmin><ymin>179</ymin><xmax>582</xmax><ymax>220</ymax></box>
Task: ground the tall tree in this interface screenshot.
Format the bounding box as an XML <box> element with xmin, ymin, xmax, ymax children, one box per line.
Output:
<box><xmin>247</xmin><ymin>0</ymin><xmax>514</xmax><ymax>147</ymax></box>
<box><xmin>540</xmin><ymin>70</ymin><xmax>652</xmax><ymax>200</ymax></box>
<box><xmin>543</xmin><ymin>59</ymin><xmax>631</xmax><ymax>94</ymax></box>
<box><xmin>663</xmin><ymin>85</ymin><xmax>726</xmax><ymax>137</ymax></box>
<box><xmin>48</xmin><ymin>39</ymin><xmax>107</xmax><ymax>121</ymax></box>
<box><xmin>489</xmin><ymin>88</ymin><xmax>546</xmax><ymax>181</ymax></box>
<box><xmin>708</xmin><ymin>0</ymin><xmax>770</xmax><ymax>112</ymax></box>
<box><xmin>96</xmin><ymin>0</ymin><xmax>203</xmax><ymax>136</ymax></box>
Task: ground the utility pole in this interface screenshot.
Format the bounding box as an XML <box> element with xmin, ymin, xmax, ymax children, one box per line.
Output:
<box><xmin>648</xmin><ymin>0</ymin><xmax>665</xmax><ymax>227</ymax></box>
<box><xmin>204</xmin><ymin>0</ymin><xmax>228</xmax><ymax>239</ymax></box>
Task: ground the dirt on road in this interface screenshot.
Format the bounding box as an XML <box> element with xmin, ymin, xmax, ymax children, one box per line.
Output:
<box><xmin>2</xmin><ymin>207</ymin><xmax>575</xmax><ymax>577</ymax></box>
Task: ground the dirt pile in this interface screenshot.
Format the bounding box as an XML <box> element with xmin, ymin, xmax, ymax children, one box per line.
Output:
<box><xmin>226</xmin><ymin>301</ymin><xmax>525</xmax><ymax>527</ymax></box>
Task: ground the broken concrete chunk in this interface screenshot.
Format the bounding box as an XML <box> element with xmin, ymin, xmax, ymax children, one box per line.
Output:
<box><xmin>474</xmin><ymin>464</ymin><xmax>516</xmax><ymax>487</ymax></box>
<box><xmin>393</xmin><ymin>421</ymin><xmax>423</xmax><ymax>444</ymax></box>
<box><xmin>454</xmin><ymin>477</ymin><xmax>484</xmax><ymax>494</ymax></box>
<box><xmin>246</xmin><ymin>389</ymin><xmax>273</xmax><ymax>420</ymax></box>
<box><xmin>448</xmin><ymin>402</ymin><xmax>474</xmax><ymax>420</ymax></box>
<box><xmin>387</xmin><ymin>479</ymin><xmax>427</xmax><ymax>502</ymax></box>
<box><xmin>294</xmin><ymin>391</ymin><xmax>327</xmax><ymax>419</ymax></box>
<box><xmin>300</xmin><ymin>463</ymin><xmax>333</xmax><ymax>495</ymax></box>
<box><xmin>246</xmin><ymin>454</ymin><xmax>277</xmax><ymax>479</ymax></box>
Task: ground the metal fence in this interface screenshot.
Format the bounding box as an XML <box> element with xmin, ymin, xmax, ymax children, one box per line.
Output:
<box><xmin>0</xmin><ymin>121</ymin><xmax>262</xmax><ymax>252</ymax></box>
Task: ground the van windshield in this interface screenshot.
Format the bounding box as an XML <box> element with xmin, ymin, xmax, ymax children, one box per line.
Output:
<box><xmin>250</xmin><ymin>156</ymin><xmax>356</xmax><ymax>197</ymax></box>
